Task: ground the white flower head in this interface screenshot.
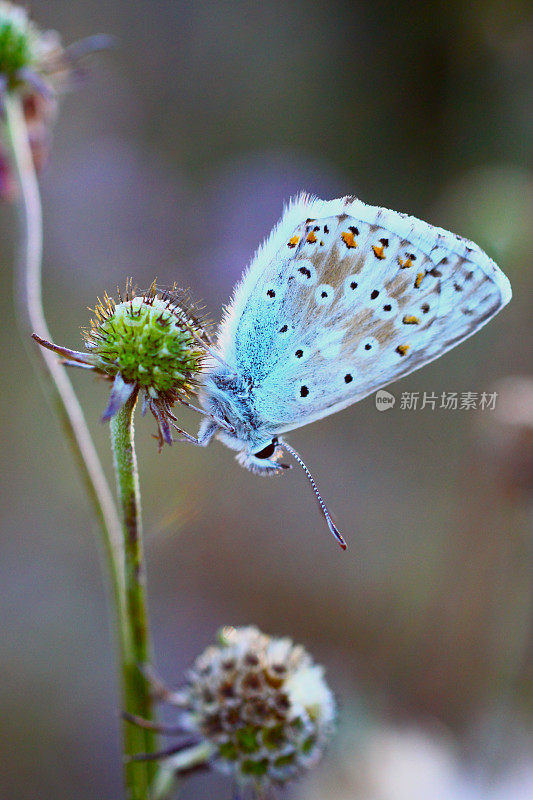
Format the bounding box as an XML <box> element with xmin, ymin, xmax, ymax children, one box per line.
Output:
<box><xmin>179</xmin><ymin>626</ymin><xmax>336</xmax><ymax>787</ymax></box>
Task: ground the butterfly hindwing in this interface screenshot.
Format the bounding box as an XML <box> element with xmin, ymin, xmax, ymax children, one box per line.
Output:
<box><xmin>217</xmin><ymin>195</ymin><xmax>511</xmax><ymax>433</ymax></box>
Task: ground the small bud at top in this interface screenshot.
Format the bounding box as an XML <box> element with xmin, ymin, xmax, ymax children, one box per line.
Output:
<box><xmin>0</xmin><ymin>3</ymin><xmax>111</xmax><ymax>200</ymax></box>
<box><xmin>179</xmin><ymin>626</ymin><xmax>336</xmax><ymax>787</ymax></box>
<box><xmin>0</xmin><ymin>2</ymin><xmax>38</xmax><ymax>83</ymax></box>
<box><xmin>0</xmin><ymin>3</ymin><xmax>65</xmax><ymax>90</ymax></box>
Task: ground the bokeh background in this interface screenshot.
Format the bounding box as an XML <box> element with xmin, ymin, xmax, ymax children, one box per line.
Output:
<box><xmin>1</xmin><ymin>1</ymin><xmax>532</xmax><ymax>798</ymax></box>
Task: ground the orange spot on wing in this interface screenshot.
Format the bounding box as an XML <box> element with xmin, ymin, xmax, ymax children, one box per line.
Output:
<box><xmin>288</xmin><ymin>235</ymin><xmax>300</xmax><ymax>248</ymax></box>
<box><xmin>398</xmin><ymin>256</ymin><xmax>413</xmax><ymax>268</ymax></box>
<box><xmin>402</xmin><ymin>315</ymin><xmax>420</xmax><ymax>325</ymax></box>
<box><xmin>306</xmin><ymin>230</ymin><xmax>317</xmax><ymax>243</ymax></box>
<box><xmin>396</xmin><ymin>344</ymin><xmax>410</xmax><ymax>356</ymax></box>
<box><xmin>372</xmin><ymin>244</ymin><xmax>386</xmax><ymax>259</ymax></box>
<box><xmin>414</xmin><ymin>272</ymin><xmax>425</xmax><ymax>288</ymax></box>
<box><xmin>341</xmin><ymin>231</ymin><xmax>357</xmax><ymax>248</ymax></box>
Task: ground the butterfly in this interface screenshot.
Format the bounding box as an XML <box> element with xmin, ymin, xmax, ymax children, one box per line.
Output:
<box><xmin>182</xmin><ymin>194</ymin><xmax>512</xmax><ymax>548</ymax></box>
<box><xmin>37</xmin><ymin>193</ymin><xmax>511</xmax><ymax>549</ymax></box>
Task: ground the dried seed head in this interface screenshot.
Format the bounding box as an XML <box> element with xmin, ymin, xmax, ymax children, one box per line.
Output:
<box><xmin>181</xmin><ymin>626</ymin><xmax>336</xmax><ymax>787</ymax></box>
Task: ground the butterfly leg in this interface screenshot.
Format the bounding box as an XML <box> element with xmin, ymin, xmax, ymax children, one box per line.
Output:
<box><xmin>169</xmin><ymin>424</ymin><xmax>204</xmax><ymax>445</ymax></box>
<box><xmin>178</xmin><ymin>398</ymin><xmax>236</xmax><ymax>434</ymax></box>
<box><xmin>168</xmin><ymin>418</ymin><xmax>219</xmax><ymax>447</ymax></box>
<box><xmin>149</xmin><ymin>398</ymin><xmax>217</xmax><ymax>449</ymax></box>
<box><xmin>165</xmin><ymin>414</ymin><xmax>207</xmax><ymax>445</ymax></box>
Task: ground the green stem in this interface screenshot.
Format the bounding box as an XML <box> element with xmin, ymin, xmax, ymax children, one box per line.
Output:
<box><xmin>3</xmin><ymin>94</ymin><xmax>125</xmax><ymax>598</ymax></box>
<box><xmin>110</xmin><ymin>391</ymin><xmax>156</xmax><ymax>798</ymax></box>
<box><xmin>3</xmin><ymin>94</ymin><xmax>156</xmax><ymax>797</ymax></box>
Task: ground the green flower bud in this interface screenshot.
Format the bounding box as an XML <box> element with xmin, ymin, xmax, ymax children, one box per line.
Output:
<box><xmin>0</xmin><ymin>2</ymin><xmax>39</xmax><ymax>84</ymax></box>
<box><xmin>33</xmin><ymin>281</ymin><xmax>208</xmax><ymax>448</ymax></box>
<box><xmin>0</xmin><ymin>3</ymin><xmax>111</xmax><ymax>200</ymax></box>
<box><xmin>84</xmin><ymin>287</ymin><xmax>204</xmax><ymax>396</ymax></box>
<box><xmin>0</xmin><ymin>2</ymin><xmax>64</xmax><ymax>92</ymax></box>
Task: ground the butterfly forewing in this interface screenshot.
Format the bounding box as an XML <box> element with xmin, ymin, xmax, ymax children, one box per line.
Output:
<box><xmin>219</xmin><ymin>195</ymin><xmax>511</xmax><ymax>433</ymax></box>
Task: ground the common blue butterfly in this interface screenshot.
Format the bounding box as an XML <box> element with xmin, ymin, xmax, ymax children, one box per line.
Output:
<box><xmin>183</xmin><ymin>194</ymin><xmax>512</xmax><ymax>548</ymax></box>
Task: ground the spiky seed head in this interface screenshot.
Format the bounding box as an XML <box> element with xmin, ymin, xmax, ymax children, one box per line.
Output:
<box><xmin>181</xmin><ymin>626</ymin><xmax>336</xmax><ymax>787</ymax></box>
<box><xmin>83</xmin><ymin>285</ymin><xmax>205</xmax><ymax>397</ymax></box>
<box><xmin>32</xmin><ymin>281</ymin><xmax>208</xmax><ymax>447</ymax></box>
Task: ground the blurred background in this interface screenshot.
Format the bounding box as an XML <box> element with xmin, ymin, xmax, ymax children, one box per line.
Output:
<box><xmin>0</xmin><ymin>1</ymin><xmax>532</xmax><ymax>798</ymax></box>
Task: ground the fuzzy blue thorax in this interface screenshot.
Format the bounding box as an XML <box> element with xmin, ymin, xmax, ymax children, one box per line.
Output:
<box><xmin>198</xmin><ymin>368</ymin><xmax>288</xmax><ymax>474</ymax></box>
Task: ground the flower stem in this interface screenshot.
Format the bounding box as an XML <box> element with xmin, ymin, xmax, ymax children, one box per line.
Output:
<box><xmin>3</xmin><ymin>94</ymin><xmax>156</xmax><ymax>797</ymax></box>
<box><xmin>3</xmin><ymin>93</ymin><xmax>125</xmax><ymax>597</ymax></box>
<box><xmin>110</xmin><ymin>390</ymin><xmax>157</xmax><ymax>798</ymax></box>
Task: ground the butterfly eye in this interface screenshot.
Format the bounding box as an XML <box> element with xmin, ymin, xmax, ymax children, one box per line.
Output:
<box><xmin>253</xmin><ymin>440</ymin><xmax>278</xmax><ymax>460</ymax></box>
